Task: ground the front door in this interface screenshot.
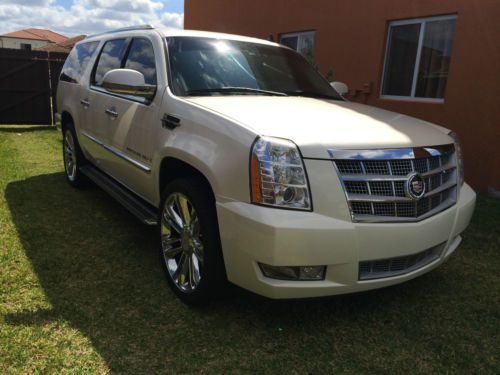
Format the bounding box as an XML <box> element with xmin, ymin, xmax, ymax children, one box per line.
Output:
<box><xmin>89</xmin><ymin>36</ymin><xmax>162</xmax><ymax>202</ymax></box>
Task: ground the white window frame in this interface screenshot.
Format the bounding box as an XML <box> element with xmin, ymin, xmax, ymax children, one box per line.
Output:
<box><xmin>280</xmin><ymin>31</ymin><xmax>315</xmax><ymax>54</ymax></box>
<box><xmin>380</xmin><ymin>14</ymin><xmax>457</xmax><ymax>103</ymax></box>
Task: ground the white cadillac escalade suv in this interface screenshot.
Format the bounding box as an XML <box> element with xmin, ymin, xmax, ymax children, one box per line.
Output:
<box><xmin>56</xmin><ymin>25</ymin><xmax>476</xmax><ymax>304</ymax></box>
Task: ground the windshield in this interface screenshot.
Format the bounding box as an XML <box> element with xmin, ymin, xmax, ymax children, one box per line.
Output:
<box><xmin>166</xmin><ymin>36</ymin><xmax>342</xmax><ymax>100</ymax></box>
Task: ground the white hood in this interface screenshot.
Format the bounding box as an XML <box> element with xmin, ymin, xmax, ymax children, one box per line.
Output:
<box><xmin>185</xmin><ymin>96</ymin><xmax>452</xmax><ymax>159</ymax></box>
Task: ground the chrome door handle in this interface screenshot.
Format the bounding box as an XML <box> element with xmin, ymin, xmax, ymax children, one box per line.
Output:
<box><xmin>80</xmin><ymin>99</ymin><xmax>90</xmax><ymax>107</ymax></box>
<box><xmin>105</xmin><ymin>107</ymin><xmax>118</xmax><ymax>118</ymax></box>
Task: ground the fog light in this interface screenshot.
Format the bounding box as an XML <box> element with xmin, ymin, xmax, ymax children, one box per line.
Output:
<box><xmin>259</xmin><ymin>264</ymin><xmax>326</xmax><ymax>281</ymax></box>
<box><xmin>299</xmin><ymin>266</ymin><xmax>325</xmax><ymax>280</ymax></box>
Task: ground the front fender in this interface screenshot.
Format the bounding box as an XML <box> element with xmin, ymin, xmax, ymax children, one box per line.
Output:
<box><xmin>152</xmin><ymin>129</ymin><xmax>256</xmax><ymax>205</ymax></box>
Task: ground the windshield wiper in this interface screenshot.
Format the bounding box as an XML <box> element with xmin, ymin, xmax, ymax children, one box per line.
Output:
<box><xmin>185</xmin><ymin>87</ymin><xmax>288</xmax><ymax>97</ymax></box>
<box><xmin>283</xmin><ymin>90</ymin><xmax>340</xmax><ymax>100</ymax></box>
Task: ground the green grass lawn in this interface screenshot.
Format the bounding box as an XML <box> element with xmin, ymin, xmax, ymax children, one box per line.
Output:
<box><xmin>0</xmin><ymin>125</ymin><xmax>499</xmax><ymax>374</ymax></box>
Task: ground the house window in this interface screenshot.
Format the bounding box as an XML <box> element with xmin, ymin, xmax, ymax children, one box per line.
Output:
<box><xmin>381</xmin><ymin>15</ymin><xmax>457</xmax><ymax>100</ymax></box>
<box><xmin>280</xmin><ymin>31</ymin><xmax>315</xmax><ymax>61</ymax></box>
<box><xmin>20</xmin><ymin>43</ymin><xmax>31</xmax><ymax>51</ymax></box>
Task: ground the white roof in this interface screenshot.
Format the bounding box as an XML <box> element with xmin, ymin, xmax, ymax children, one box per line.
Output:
<box><xmin>158</xmin><ymin>29</ymin><xmax>279</xmax><ymax>47</ymax></box>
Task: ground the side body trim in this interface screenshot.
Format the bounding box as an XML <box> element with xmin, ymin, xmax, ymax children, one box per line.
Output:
<box><xmin>81</xmin><ymin>130</ymin><xmax>151</xmax><ymax>173</ymax></box>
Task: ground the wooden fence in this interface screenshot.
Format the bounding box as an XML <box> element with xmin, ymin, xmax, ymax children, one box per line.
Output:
<box><xmin>0</xmin><ymin>49</ymin><xmax>67</xmax><ymax>125</ymax></box>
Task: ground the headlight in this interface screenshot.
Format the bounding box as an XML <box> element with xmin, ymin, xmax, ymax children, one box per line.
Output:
<box><xmin>250</xmin><ymin>136</ymin><xmax>311</xmax><ymax>210</ymax></box>
<box><xmin>448</xmin><ymin>131</ymin><xmax>464</xmax><ymax>186</ymax></box>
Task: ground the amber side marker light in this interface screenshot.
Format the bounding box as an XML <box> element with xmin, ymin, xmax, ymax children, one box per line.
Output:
<box><xmin>251</xmin><ymin>153</ymin><xmax>262</xmax><ymax>203</ymax></box>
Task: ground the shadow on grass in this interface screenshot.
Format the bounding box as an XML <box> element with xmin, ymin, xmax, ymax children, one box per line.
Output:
<box><xmin>4</xmin><ymin>172</ymin><xmax>464</xmax><ymax>373</ymax></box>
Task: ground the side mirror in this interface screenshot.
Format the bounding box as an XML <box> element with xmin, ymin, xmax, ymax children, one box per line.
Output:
<box><xmin>102</xmin><ymin>69</ymin><xmax>156</xmax><ymax>101</ymax></box>
<box><xmin>330</xmin><ymin>81</ymin><xmax>349</xmax><ymax>97</ymax></box>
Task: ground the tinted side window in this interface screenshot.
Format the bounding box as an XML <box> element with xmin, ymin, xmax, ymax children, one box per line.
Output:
<box><xmin>60</xmin><ymin>41</ymin><xmax>99</xmax><ymax>84</ymax></box>
<box><xmin>93</xmin><ymin>38</ymin><xmax>128</xmax><ymax>86</ymax></box>
<box><xmin>124</xmin><ymin>38</ymin><xmax>157</xmax><ymax>85</ymax></box>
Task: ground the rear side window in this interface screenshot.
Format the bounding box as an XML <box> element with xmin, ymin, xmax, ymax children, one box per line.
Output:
<box><xmin>93</xmin><ymin>38</ymin><xmax>128</xmax><ymax>86</ymax></box>
<box><xmin>124</xmin><ymin>38</ymin><xmax>157</xmax><ymax>85</ymax></box>
<box><xmin>60</xmin><ymin>41</ymin><xmax>99</xmax><ymax>84</ymax></box>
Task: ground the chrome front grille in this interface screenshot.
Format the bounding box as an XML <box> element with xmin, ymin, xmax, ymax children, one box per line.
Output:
<box><xmin>330</xmin><ymin>145</ymin><xmax>458</xmax><ymax>222</ymax></box>
<box><xmin>358</xmin><ymin>243</ymin><xmax>445</xmax><ymax>280</ymax></box>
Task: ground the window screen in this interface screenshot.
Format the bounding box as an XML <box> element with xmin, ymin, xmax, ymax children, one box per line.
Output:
<box><xmin>415</xmin><ymin>19</ymin><xmax>456</xmax><ymax>98</ymax></box>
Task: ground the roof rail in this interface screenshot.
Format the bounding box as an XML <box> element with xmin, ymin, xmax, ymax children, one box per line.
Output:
<box><xmin>87</xmin><ymin>24</ymin><xmax>154</xmax><ymax>39</ymax></box>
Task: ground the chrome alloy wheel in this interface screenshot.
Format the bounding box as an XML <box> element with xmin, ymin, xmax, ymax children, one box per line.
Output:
<box><xmin>63</xmin><ymin>130</ymin><xmax>77</xmax><ymax>181</ymax></box>
<box><xmin>161</xmin><ymin>192</ymin><xmax>204</xmax><ymax>293</ymax></box>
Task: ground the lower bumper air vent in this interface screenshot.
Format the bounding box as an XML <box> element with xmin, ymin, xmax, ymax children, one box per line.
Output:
<box><xmin>358</xmin><ymin>243</ymin><xmax>445</xmax><ymax>280</ymax></box>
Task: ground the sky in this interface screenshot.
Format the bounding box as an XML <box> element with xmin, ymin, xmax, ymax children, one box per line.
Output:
<box><xmin>0</xmin><ymin>0</ymin><xmax>184</xmax><ymax>37</ymax></box>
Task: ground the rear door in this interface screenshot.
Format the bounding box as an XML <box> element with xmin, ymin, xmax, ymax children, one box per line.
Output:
<box><xmin>58</xmin><ymin>40</ymin><xmax>100</xmax><ymax>160</ymax></box>
<box><xmin>81</xmin><ymin>38</ymin><xmax>129</xmax><ymax>167</ymax></box>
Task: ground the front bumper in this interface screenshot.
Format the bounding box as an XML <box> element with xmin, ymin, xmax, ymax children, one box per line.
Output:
<box><xmin>216</xmin><ymin>181</ymin><xmax>476</xmax><ymax>299</ymax></box>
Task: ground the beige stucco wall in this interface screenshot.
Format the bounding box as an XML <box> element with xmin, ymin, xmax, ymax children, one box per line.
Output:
<box><xmin>0</xmin><ymin>37</ymin><xmax>48</xmax><ymax>49</ymax></box>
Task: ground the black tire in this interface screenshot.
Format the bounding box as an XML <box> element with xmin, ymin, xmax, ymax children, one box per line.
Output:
<box><xmin>62</xmin><ymin>124</ymin><xmax>87</xmax><ymax>188</ymax></box>
<box><xmin>159</xmin><ymin>177</ymin><xmax>226</xmax><ymax>305</ymax></box>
